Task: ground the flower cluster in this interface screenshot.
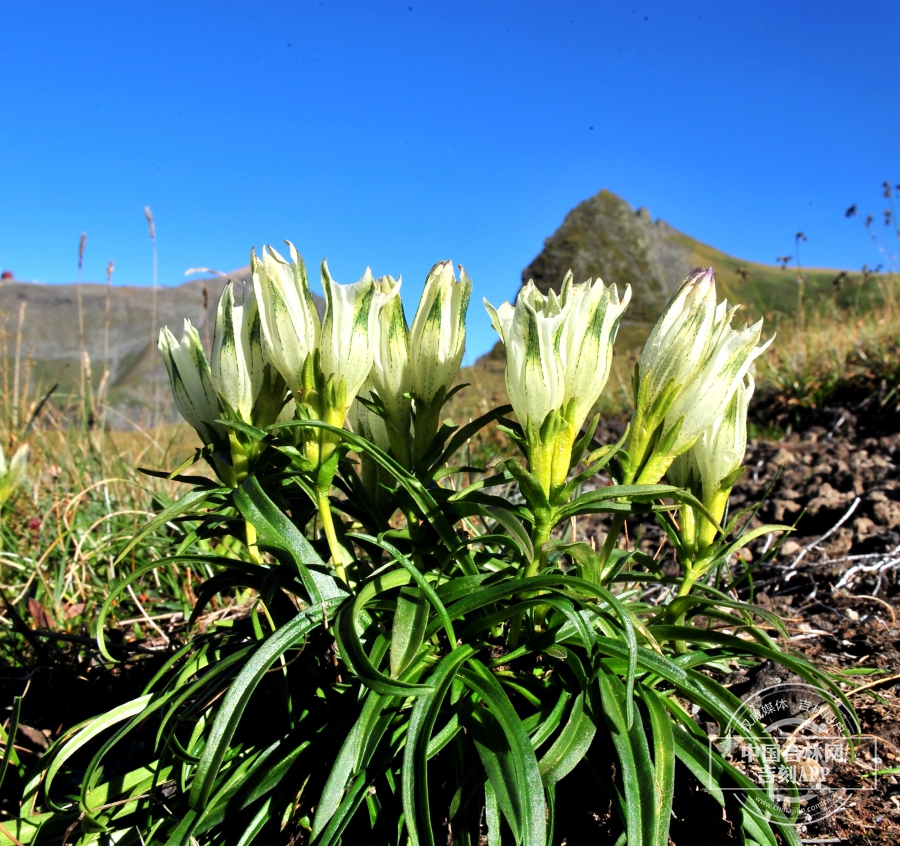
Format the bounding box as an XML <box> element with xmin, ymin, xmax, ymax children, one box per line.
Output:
<box><xmin>622</xmin><ymin>267</ymin><xmax>770</xmax><ymax>486</ymax></box>
<box><xmin>160</xmin><ymin>246</ymin><xmax>472</xmax><ymax>486</ymax></box>
<box><xmin>484</xmin><ymin>272</ymin><xmax>630</xmax><ymax>497</ymax></box>
<box><xmin>158</xmin><ymin>280</ymin><xmax>286</xmax><ymax>484</ymax></box>
<box><xmin>159</xmin><ymin>249</ymin><xmax>768</xmax><ymax>592</ymax></box>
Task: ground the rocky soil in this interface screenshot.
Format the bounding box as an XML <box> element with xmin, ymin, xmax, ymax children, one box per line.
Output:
<box><xmin>581</xmin><ymin>393</ymin><xmax>900</xmax><ymax>844</ymax></box>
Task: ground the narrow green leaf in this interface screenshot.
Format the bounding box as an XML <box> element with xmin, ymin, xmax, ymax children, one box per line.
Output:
<box><xmin>391</xmin><ymin>587</ymin><xmax>430</xmax><ymax>678</ymax></box>
<box><xmin>431</xmin><ymin>404</ymin><xmax>513</xmax><ymax>472</ymax></box>
<box><xmin>347</xmin><ymin>533</ymin><xmax>456</xmax><ymax>643</ymax></box>
<box><xmin>460</xmin><ymin>660</ymin><xmax>547</xmax><ymax>846</ymax></box>
<box><xmin>641</xmin><ymin>687</ymin><xmax>675</xmax><ymax>846</ymax></box>
<box><xmin>274</xmin><ymin>419</ymin><xmax>477</xmax><ymax>575</ymax></box>
<box><xmin>190</xmin><ymin>606</ymin><xmax>338</xmax><ymax>810</ymax></box>
<box><xmin>235</xmin><ymin>475</ymin><xmax>349</xmax><ymax>607</ymax></box>
<box><xmin>311</xmin><ymin>692</ymin><xmax>392</xmax><ymax>840</ymax></box>
<box><xmin>537</xmin><ymin>692</ymin><xmax>596</xmax><ymax>784</ymax></box>
<box><xmin>403</xmin><ymin>644</ymin><xmax>479</xmax><ymax>846</ymax></box>
<box><xmin>333</xmin><ymin>570</ymin><xmax>434</xmax><ymax>698</ymax></box>
<box><xmin>113</xmin><ymin>486</ymin><xmax>228</xmax><ymax>567</ymax></box>
<box><xmin>597</xmin><ymin>667</ymin><xmax>655</xmax><ymax>846</ymax></box>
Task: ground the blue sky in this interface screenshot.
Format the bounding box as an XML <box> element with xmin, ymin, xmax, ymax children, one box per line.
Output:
<box><xmin>1</xmin><ymin>0</ymin><xmax>898</xmax><ymax>360</ymax></box>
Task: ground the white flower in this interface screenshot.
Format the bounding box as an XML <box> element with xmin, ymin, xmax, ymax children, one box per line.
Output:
<box><xmin>559</xmin><ymin>274</ymin><xmax>631</xmax><ymax>430</ymax></box>
<box><xmin>370</xmin><ymin>275</ymin><xmax>412</xmax><ymax>438</ymax></box>
<box><xmin>320</xmin><ymin>260</ymin><xmax>398</xmax><ymax>418</ymax></box>
<box><xmin>409</xmin><ymin>261</ymin><xmax>471</xmax><ymax>405</ymax></box>
<box><xmin>663</xmin><ymin>306</ymin><xmax>770</xmax><ymax>453</ymax></box>
<box><xmin>640</xmin><ymin>267</ymin><xmax>717</xmax><ymax>404</ymax></box>
<box><xmin>210</xmin><ymin>281</ymin><xmax>266</xmax><ymax>423</ymax></box>
<box><xmin>484</xmin><ymin>281</ymin><xmax>571</xmax><ymax>431</ymax></box>
<box><xmin>251</xmin><ymin>242</ymin><xmax>320</xmax><ymax>402</ymax></box>
<box><xmin>693</xmin><ymin>372</ymin><xmax>754</xmax><ymax>498</ymax></box>
<box><xmin>158</xmin><ymin>320</ymin><xmax>224</xmax><ymax>444</ymax></box>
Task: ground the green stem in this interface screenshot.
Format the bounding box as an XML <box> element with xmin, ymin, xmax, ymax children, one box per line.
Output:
<box><xmin>677</xmin><ymin>567</ymin><xmax>699</xmax><ymax>599</ymax></box>
<box><xmin>525</xmin><ymin>520</ymin><xmax>553</xmax><ymax>579</ymax></box>
<box><xmin>670</xmin><ymin>566</ymin><xmax>700</xmax><ymax>654</ymax></box>
<box><xmin>317</xmin><ymin>487</ymin><xmax>350</xmax><ymax>585</ymax></box>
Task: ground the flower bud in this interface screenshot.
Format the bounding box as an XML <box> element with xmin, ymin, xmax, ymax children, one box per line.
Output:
<box><xmin>371</xmin><ymin>276</ymin><xmax>411</xmax><ymax>429</ymax></box>
<box><xmin>663</xmin><ymin>309</ymin><xmax>770</xmax><ymax>454</ymax></box>
<box><xmin>251</xmin><ymin>242</ymin><xmax>320</xmax><ymax>403</ymax></box>
<box><xmin>640</xmin><ymin>267</ymin><xmax>717</xmax><ymax>405</ymax></box>
<box><xmin>667</xmin><ymin>373</ymin><xmax>754</xmax><ymax>555</ymax></box>
<box><xmin>625</xmin><ymin>267</ymin><xmax>770</xmax><ymax>486</ymax></box>
<box><xmin>409</xmin><ymin>261</ymin><xmax>471</xmax><ymax>405</ymax></box>
<box><xmin>484</xmin><ymin>280</ymin><xmax>570</xmax><ymax>432</ymax></box>
<box><xmin>369</xmin><ymin>276</ymin><xmax>413</xmax><ymax>466</ymax></box>
<box><xmin>559</xmin><ymin>275</ymin><xmax>631</xmax><ymax>431</ymax></box>
<box><xmin>158</xmin><ymin>320</ymin><xmax>224</xmax><ymax>444</ymax></box>
<box><xmin>693</xmin><ymin>372</ymin><xmax>753</xmax><ymax>500</ymax></box>
<box><xmin>211</xmin><ymin>281</ymin><xmax>266</xmax><ymax>424</ymax></box>
<box><xmin>319</xmin><ymin>261</ymin><xmax>398</xmax><ymax>423</ymax></box>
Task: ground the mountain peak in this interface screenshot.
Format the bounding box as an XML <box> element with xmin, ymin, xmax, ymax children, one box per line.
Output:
<box><xmin>522</xmin><ymin>188</ymin><xmax>697</xmax><ymax>320</ymax></box>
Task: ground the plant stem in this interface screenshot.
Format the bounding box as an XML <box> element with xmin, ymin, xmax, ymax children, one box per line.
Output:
<box><xmin>525</xmin><ymin>520</ymin><xmax>552</xmax><ymax>579</ymax></box>
<box><xmin>317</xmin><ymin>486</ymin><xmax>349</xmax><ymax>584</ymax></box>
<box><xmin>677</xmin><ymin>567</ymin><xmax>699</xmax><ymax>598</ymax></box>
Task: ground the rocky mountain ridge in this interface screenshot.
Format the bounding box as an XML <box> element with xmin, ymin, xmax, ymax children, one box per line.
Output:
<box><xmin>522</xmin><ymin>188</ymin><xmax>698</xmax><ymax>322</ymax></box>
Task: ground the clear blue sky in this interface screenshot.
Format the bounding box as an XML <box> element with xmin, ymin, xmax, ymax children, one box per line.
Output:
<box><xmin>2</xmin><ymin>0</ymin><xmax>898</xmax><ymax>360</ymax></box>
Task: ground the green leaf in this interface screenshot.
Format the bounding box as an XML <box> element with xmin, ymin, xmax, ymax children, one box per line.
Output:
<box><xmin>446</xmin><ymin>502</ymin><xmax>533</xmax><ymax>562</ymax></box>
<box><xmin>547</xmin><ymin>541</ymin><xmax>601</xmax><ymax>583</ymax></box>
<box><xmin>460</xmin><ymin>659</ymin><xmax>547</xmax><ymax>846</ymax></box>
<box><xmin>234</xmin><ymin>475</ymin><xmax>347</xmax><ymax>607</ymax></box>
<box><xmin>648</xmin><ymin>625</ymin><xmax>856</xmax><ymax>731</ymax></box>
<box><xmin>218</xmin><ymin>417</ymin><xmax>268</xmax><ymax>442</ymax></box>
<box><xmin>0</xmin><ymin>695</ymin><xmax>22</xmax><ymax>791</ymax></box>
<box><xmin>568</xmin><ymin>412</ymin><xmax>601</xmax><ymax>471</ymax></box>
<box><xmin>484</xmin><ymin>505</ymin><xmax>534</xmax><ymax>563</ymax></box>
<box><xmin>641</xmin><ymin>687</ymin><xmax>675</xmax><ymax>846</ymax></box>
<box><xmin>113</xmin><ymin>486</ymin><xmax>229</xmax><ymax>568</ymax></box>
<box><xmin>554</xmin><ymin>484</ymin><xmax>678</xmax><ymax>522</ymax></box>
<box><xmin>537</xmin><ymin>692</ymin><xmax>596</xmax><ymax>784</ymax></box>
<box><xmin>190</xmin><ymin>605</ymin><xmax>340</xmax><ymax>810</ymax></box>
<box><xmin>274</xmin><ymin>419</ymin><xmax>477</xmax><ymax>576</ymax></box>
<box><xmin>500</xmin><ymin>458</ymin><xmax>551</xmax><ymax>522</ymax></box>
<box><xmin>311</xmin><ymin>691</ymin><xmax>394</xmax><ymax>840</ymax></box>
<box><xmin>391</xmin><ymin>587</ymin><xmax>430</xmax><ymax>678</ymax></box>
<box><xmin>333</xmin><ymin>570</ymin><xmax>434</xmax><ymax>697</ymax></box>
<box><xmin>716</xmin><ymin>523</ymin><xmax>792</xmax><ymax>560</ymax></box>
<box><xmin>403</xmin><ymin>644</ymin><xmax>478</xmax><ymax>846</ymax></box>
<box><xmin>597</xmin><ymin>667</ymin><xmax>656</xmax><ymax>846</ymax></box>
<box><xmin>44</xmin><ymin>694</ymin><xmax>155</xmax><ymax>809</ymax></box>
<box><xmin>347</xmin><ymin>533</ymin><xmax>456</xmax><ymax>644</ymax></box>
<box><xmin>430</xmin><ymin>404</ymin><xmax>513</xmax><ymax>472</ymax></box>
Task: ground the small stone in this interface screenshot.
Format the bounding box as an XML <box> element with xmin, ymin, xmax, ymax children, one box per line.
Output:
<box><xmin>779</xmin><ymin>539</ymin><xmax>802</xmax><ymax>558</ymax></box>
